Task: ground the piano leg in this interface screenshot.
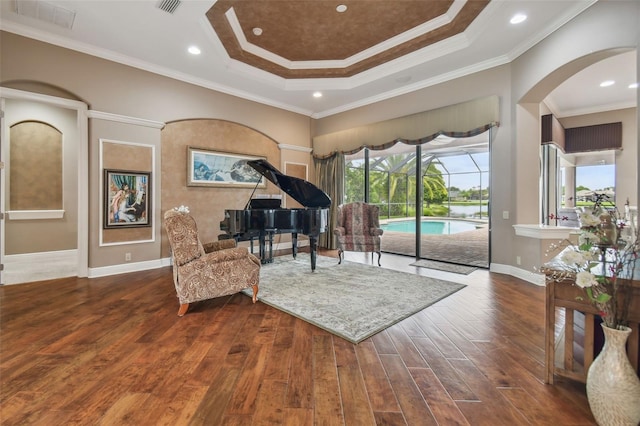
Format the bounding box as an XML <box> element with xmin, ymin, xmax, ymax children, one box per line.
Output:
<box><xmin>291</xmin><ymin>232</ymin><xmax>298</xmax><ymax>259</ymax></box>
<box><xmin>258</xmin><ymin>231</ymin><xmax>275</xmax><ymax>264</ymax></box>
<box><xmin>310</xmin><ymin>236</ymin><xmax>318</xmax><ymax>271</ymax></box>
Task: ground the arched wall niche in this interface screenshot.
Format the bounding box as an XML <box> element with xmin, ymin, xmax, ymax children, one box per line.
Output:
<box><xmin>160</xmin><ymin>118</ymin><xmax>282</xmax><ymax>257</ymax></box>
<box><xmin>9</xmin><ymin>120</ymin><xmax>63</xmax><ymax>211</ymax></box>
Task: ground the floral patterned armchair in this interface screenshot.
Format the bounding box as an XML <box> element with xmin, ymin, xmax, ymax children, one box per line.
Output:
<box><xmin>334</xmin><ymin>202</ymin><xmax>384</xmax><ymax>266</ymax></box>
<box><xmin>164</xmin><ymin>209</ymin><xmax>260</xmax><ymax>316</ymax></box>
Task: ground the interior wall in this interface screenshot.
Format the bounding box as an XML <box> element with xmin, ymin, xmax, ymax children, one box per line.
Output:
<box><xmin>510</xmin><ymin>0</ymin><xmax>639</xmax><ymax>273</ymax></box>
<box><xmin>3</xmin><ymin>98</ymin><xmax>78</xmax><ymax>255</ymax></box>
<box><xmin>313</xmin><ymin>65</ymin><xmax>515</xmax><ymax>266</ymax></box>
<box><xmin>1</xmin><ymin>31</ymin><xmax>312</xmax><ymax>271</ymax></box>
<box><xmin>89</xmin><ymin>119</ymin><xmax>160</xmax><ymax>269</ymax></box>
<box><xmin>160</xmin><ymin>119</ymin><xmax>281</xmax><ymax>258</ymax></box>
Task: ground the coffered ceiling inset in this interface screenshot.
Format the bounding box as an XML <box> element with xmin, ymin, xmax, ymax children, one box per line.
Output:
<box><xmin>207</xmin><ymin>0</ymin><xmax>490</xmax><ymax>79</ymax></box>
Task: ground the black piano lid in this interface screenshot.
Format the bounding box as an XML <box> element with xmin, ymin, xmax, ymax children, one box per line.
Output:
<box><xmin>247</xmin><ymin>159</ymin><xmax>331</xmax><ymax>208</ymax></box>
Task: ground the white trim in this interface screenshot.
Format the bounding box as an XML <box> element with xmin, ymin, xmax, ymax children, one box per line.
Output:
<box><xmin>6</xmin><ymin>210</ymin><xmax>65</xmax><ymax>220</ymax></box>
<box><xmin>284</xmin><ymin>161</ymin><xmax>308</xmax><ymax>180</ymax></box>
<box><xmin>3</xmin><ymin>250</ymin><xmax>78</xmax><ymax>284</ymax></box>
<box><xmin>513</xmin><ymin>224</ymin><xmax>577</xmax><ymax>239</ymax></box>
<box><xmin>490</xmin><ymin>262</ymin><xmax>546</xmax><ymax>286</ymax></box>
<box><xmin>88</xmin><ymin>258</ymin><xmax>166</xmax><ymax>278</ymax></box>
<box><xmin>0</xmin><ymin>87</ymin><xmax>87</xmax><ymax>109</ymax></box>
<box><xmin>278</xmin><ymin>144</ymin><xmax>312</xmax><ymax>153</ymax></box>
<box><xmin>0</xmin><ymin>88</ymin><xmax>89</xmax><ymax>282</ymax></box>
<box><xmin>88</xmin><ymin>110</ymin><xmax>165</xmax><ymax>129</ymax></box>
<box><xmin>100</xmin><ymin>239</ymin><xmax>156</xmax><ymax>247</ymax></box>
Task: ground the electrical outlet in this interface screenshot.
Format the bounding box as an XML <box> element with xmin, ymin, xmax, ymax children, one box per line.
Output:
<box><xmin>503</xmin><ymin>210</ymin><xmax>509</xmax><ymax>219</ymax></box>
<box><xmin>516</xmin><ymin>256</ymin><xmax>521</xmax><ymax>265</ymax></box>
<box><xmin>125</xmin><ymin>252</ymin><xmax>132</xmax><ymax>262</ymax></box>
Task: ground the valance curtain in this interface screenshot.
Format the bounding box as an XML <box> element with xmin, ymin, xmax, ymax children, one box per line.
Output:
<box><xmin>312</xmin><ymin>95</ymin><xmax>500</xmax><ymax>157</ymax></box>
<box><xmin>311</xmin><ymin>96</ymin><xmax>500</xmax><ymax>249</ymax></box>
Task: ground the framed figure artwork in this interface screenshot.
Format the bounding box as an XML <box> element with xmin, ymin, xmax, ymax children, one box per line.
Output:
<box><xmin>104</xmin><ymin>169</ymin><xmax>151</xmax><ymax>229</ymax></box>
<box><xmin>187</xmin><ymin>147</ymin><xmax>266</xmax><ymax>188</ymax></box>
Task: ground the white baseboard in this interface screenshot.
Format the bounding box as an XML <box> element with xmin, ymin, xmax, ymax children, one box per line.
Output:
<box><xmin>3</xmin><ymin>250</ymin><xmax>78</xmax><ymax>285</ymax></box>
<box><xmin>490</xmin><ymin>262</ymin><xmax>545</xmax><ymax>286</ymax></box>
<box><xmin>88</xmin><ymin>259</ymin><xmax>167</xmax><ymax>278</ymax></box>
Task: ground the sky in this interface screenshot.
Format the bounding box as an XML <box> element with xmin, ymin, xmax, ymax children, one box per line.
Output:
<box><xmin>575</xmin><ymin>165</ymin><xmax>615</xmax><ymax>191</ymax></box>
<box><xmin>350</xmin><ymin>154</ymin><xmax>615</xmax><ymax>192</ymax></box>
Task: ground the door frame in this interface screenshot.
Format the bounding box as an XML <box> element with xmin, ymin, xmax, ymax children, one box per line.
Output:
<box><xmin>0</xmin><ymin>88</ymin><xmax>89</xmax><ymax>283</ymax></box>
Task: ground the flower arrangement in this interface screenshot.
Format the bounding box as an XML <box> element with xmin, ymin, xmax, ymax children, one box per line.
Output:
<box><xmin>544</xmin><ymin>194</ymin><xmax>639</xmax><ymax>330</ymax></box>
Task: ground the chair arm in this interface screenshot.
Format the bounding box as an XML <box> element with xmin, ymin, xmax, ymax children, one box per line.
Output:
<box><xmin>203</xmin><ymin>239</ymin><xmax>237</xmax><ymax>253</ymax></box>
<box><xmin>203</xmin><ymin>246</ymin><xmax>252</xmax><ymax>263</ymax></box>
<box><xmin>370</xmin><ymin>228</ymin><xmax>384</xmax><ymax>236</ymax></box>
<box><xmin>334</xmin><ymin>226</ymin><xmax>346</xmax><ymax>236</ymax></box>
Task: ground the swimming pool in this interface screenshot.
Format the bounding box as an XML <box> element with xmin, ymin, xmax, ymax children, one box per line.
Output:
<box><xmin>381</xmin><ymin>219</ymin><xmax>479</xmax><ymax>235</ymax></box>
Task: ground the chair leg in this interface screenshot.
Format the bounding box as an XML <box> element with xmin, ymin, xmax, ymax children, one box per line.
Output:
<box><xmin>178</xmin><ymin>303</ymin><xmax>189</xmax><ymax>317</ymax></box>
<box><xmin>251</xmin><ymin>284</ymin><xmax>259</xmax><ymax>303</ymax></box>
<box><xmin>376</xmin><ymin>251</ymin><xmax>382</xmax><ymax>266</ymax></box>
<box><xmin>337</xmin><ymin>249</ymin><xmax>343</xmax><ymax>264</ymax></box>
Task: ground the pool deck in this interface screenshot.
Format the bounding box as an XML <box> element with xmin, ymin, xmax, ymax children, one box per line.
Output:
<box><xmin>380</xmin><ymin>223</ymin><xmax>489</xmax><ymax>268</ymax></box>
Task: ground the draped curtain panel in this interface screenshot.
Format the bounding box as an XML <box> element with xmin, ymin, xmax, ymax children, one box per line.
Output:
<box><xmin>314</xmin><ymin>152</ymin><xmax>344</xmax><ymax>249</ymax></box>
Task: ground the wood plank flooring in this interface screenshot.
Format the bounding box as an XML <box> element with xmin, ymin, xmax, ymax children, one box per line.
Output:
<box><xmin>0</xmin><ymin>250</ymin><xmax>595</xmax><ymax>425</ymax></box>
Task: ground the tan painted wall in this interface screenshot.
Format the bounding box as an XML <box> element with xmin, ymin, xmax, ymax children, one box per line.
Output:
<box><xmin>160</xmin><ymin>119</ymin><xmax>281</xmax><ymax>258</ymax></box>
<box><xmin>3</xmin><ymin>98</ymin><xmax>78</xmax><ymax>255</ymax></box>
<box><xmin>1</xmin><ymin>31</ymin><xmax>312</xmax><ymax>269</ymax></box>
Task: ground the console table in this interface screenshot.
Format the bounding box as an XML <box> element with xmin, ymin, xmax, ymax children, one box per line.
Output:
<box><xmin>544</xmin><ymin>273</ymin><xmax>640</xmax><ymax>384</ymax></box>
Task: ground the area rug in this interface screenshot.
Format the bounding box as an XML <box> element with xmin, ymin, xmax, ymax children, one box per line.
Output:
<box><xmin>242</xmin><ymin>254</ymin><xmax>466</xmax><ymax>344</ymax></box>
<box><xmin>409</xmin><ymin>259</ymin><xmax>478</xmax><ymax>275</ymax></box>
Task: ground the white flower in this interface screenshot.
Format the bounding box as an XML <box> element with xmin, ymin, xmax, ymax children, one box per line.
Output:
<box><xmin>579</xmin><ymin>230</ymin><xmax>600</xmax><ymax>245</ymax></box>
<box><xmin>561</xmin><ymin>249</ymin><xmax>589</xmax><ymax>267</ymax></box>
<box><xmin>578</xmin><ymin>211</ymin><xmax>601</xmax><ymax>227</ymax></box>
<box><xmin>173</xmin><ymin>205</ymin><xmax>190</xmax><ymax>213</ymax></box>
<box><xmin>575</xmin><ymin>271</ymin><xmax>598</xmax><ymax>288</ymax></box>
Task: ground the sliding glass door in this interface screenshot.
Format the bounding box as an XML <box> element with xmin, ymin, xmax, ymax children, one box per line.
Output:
<box><xmin>344</xmin><ymin>133</ymin><xmax>490</xmax><ymax>267</ymax></box>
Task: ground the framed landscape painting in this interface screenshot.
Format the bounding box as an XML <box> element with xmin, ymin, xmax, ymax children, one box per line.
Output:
<box><xmin>187</xmin><ymin>147</ymin><xmax>265</xmax><ymax>188</ymax></box>
<box><xmin>104</xmin><ymin>169</ymin><xmax>151</xmax><ymax>229</ymax></box>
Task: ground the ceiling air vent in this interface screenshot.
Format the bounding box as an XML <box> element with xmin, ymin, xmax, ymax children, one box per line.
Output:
<box><xmin>157</xmin><ymin>0</ymin><xmax>181</xmax><ymax>14</ymax></box>
<box><xmin>15</xmin><ymin>0</ymin><xmax>76</xmax><ymax>30</ymax></box>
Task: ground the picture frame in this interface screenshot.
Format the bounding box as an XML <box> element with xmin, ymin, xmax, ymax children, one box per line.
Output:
<box><xmin>104</xmin><ymin>169</ymin><xmax>151</xmax><ymax>229</ymax></box>
<box><xmin>187</xmin><ymin>147</ymin><xmax>266</xmax><ymax>188</ymax></box>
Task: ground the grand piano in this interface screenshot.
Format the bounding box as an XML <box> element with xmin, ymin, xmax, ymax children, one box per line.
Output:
<box><xmin>219</xmin><ymin>159</ymin><xmax>331</xmax><ymax>271</ymax></box>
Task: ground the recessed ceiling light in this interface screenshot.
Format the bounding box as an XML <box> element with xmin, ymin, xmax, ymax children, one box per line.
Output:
<box><xmin>188</xmin><ymin>46</ymin><xmax>201</xmax><ymax>55</ymax></box>
<box><xmin>600</xmin><ymin>80</ymin><xmax>615</xmax><ymax>87</ymax></box>
<box><xmin>336</xmin><ymin>5</ymin><xmax>347</xmax><ymax>13</ymax></box>
<box><xmin>629</xmin><ymin>82</ymin><xmax>639</xmax><ymax>89</ymax></box>
<box><xmin>510</xmin><ymin>13</ymin><xmax>527</xmax><ymax>24</ymax></box>
<box><xmin>313</xmin><ymin>91</ymin><xmax>323</xmax><ymax>98</ymax></box>
<box><xmin>252</xmin><ymin>27</ymin><xmax>263</xmax><ymax>36</ymax></box>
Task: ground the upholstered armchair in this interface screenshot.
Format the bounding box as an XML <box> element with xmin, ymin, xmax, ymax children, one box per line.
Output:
<box><xmin>164</xmin><ymin>209</ymin><xmax>260</xmax><ymax>316</ymax></box>
<box><xmin>334</xmin><ymin>202</ymin><xmax>384</xmax><ymax>266</ymax></box>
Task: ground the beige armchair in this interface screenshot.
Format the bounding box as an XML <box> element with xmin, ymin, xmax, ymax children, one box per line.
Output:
<box><xmin>164</xmin><ymin>209</ymin><xmax>260</xmax><ymax>316</ymax></box>
<box><xmin>334</xmin><ymin>202</ymin><xmax>384</xmax><ymax>266</ymax></box>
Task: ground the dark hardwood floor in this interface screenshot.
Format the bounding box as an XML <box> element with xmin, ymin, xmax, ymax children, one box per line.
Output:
<box><xmin>0</xmin><ymin>250</ymin><xmax>595</xmax><ymax>425</ymax></box>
